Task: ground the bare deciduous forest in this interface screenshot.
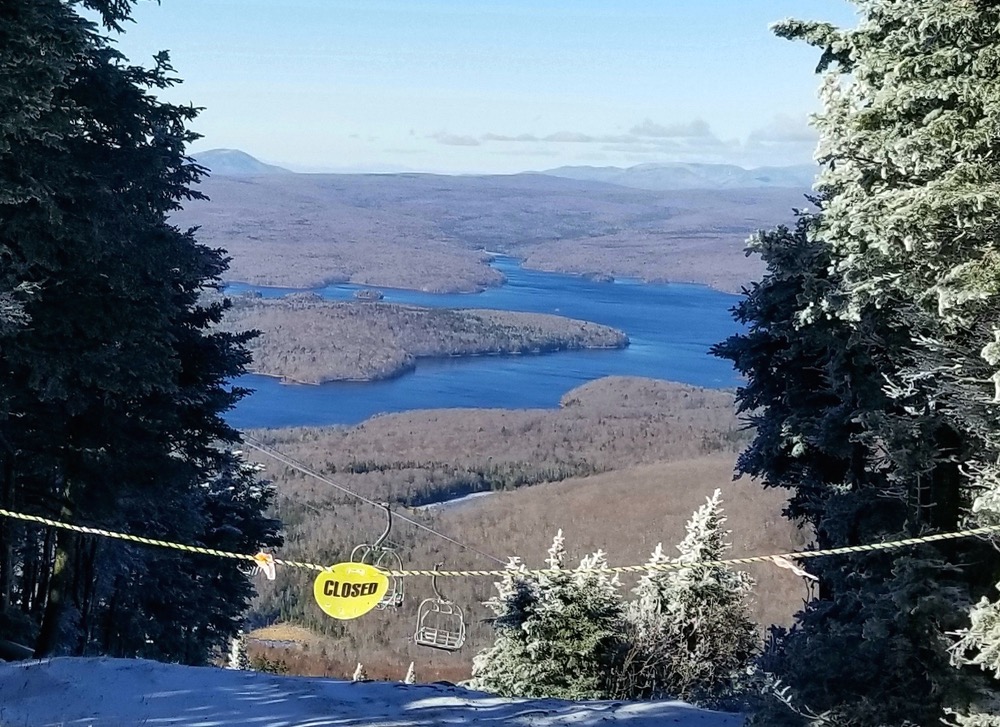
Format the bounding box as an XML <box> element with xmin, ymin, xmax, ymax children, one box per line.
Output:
<box><xmin>245</xmin><ymin>378</ymin><xmax>805</xmax><ymax>681</ymax></box>
<box><xmin>174</xmin><ymin>174</ymin><xmax>803</xmax><ymax>294</ymax></box>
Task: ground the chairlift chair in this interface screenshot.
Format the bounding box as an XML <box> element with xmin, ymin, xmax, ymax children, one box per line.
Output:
<box><xmin>350</xmin><ymin>503</ymin><xmax>404</xmax><ymax>609</ymax></box>
<box><xmin>414</xmin><ymin>563</ymin><xmax>466</xmax><ymax>651</ymax></box>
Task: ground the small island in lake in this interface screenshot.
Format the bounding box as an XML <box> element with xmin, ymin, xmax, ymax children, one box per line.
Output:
<box><xmin>353</xmin><ymin>289</ymin><xmax>385</xmax><ymax>301</ymax></box>
<box><xmin>221</xmin><ymin>295</ymin><xmax>629</xmax><ymax>383</ymax></box>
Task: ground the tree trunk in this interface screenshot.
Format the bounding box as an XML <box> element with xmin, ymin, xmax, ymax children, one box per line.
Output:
<box><xmin>31</xmin><ymin>528</ymin><xmax>55</xmax><ymax>619</ymax></box>
<box><xmin>34</xmin><ymin>527</ymin><xmax>77</xmax><ymax>657</ymax></box>
<box><xmin>101</xmin><ymin>575</ymin><xmax>121</xmax><ymax>656</ymax></box>
<box><xmin>927</xmin><ymin>425</ymin><xmax>962</xmax><ymax>532</ymax></box>
<box><xmin>0</xmin><ymin>446</ymin><xmax>15</xmax><ymax>611</ymax></box>
<box><xmin>20</xmin><ymin>527</ymin><xmax>35</xmax><ymax>614</ymax></box>
<box><xmin>35</xmin><ymin>468</ymin><xmax>78</xmax><ymax>658</ymax></box>
<box><xmin>76</xmin><ymin>537</ymin><xmax>98</xmax><ymax>654</ymax></box>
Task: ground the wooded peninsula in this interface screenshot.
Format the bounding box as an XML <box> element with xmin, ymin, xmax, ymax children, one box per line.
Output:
<box><xmin>221</xmin><ymin>294</ymin><xmax>629</xmax><ymax>383</ymax></box>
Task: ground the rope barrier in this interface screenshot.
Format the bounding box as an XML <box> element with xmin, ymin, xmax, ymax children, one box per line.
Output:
<box><xmin>2</xmin><ymin>507</ymin><xmax>997</xmax><ymax>579</ymax></box>
<box><xmin>0</xmin><ymin>508</ymin><xmax>327</xmax><ymax>573</ymax></box>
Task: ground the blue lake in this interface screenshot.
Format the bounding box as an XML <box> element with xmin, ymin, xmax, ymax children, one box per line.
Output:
<box><xmin>226</xmin><ymin>257</ymin><xmax>743</xmax><ymax>429</ymax></box>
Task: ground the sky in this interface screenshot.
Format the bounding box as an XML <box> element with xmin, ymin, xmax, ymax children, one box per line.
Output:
<box><xmin>110</xmin><ymin>0</ymin><xmax>860</xmax><ymax>174</ymax></box>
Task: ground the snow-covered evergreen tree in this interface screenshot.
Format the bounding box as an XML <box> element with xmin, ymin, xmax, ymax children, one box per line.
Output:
<box><xmin>616</xmin><ymin>491</ymin><xmax>756</xmax><ymax>702</ymax></box>
<box><xmin>469</xmin><ymin>533</ymin><xmax>625</xmax><ymax>700</ymax></box>
<box><xmin>226</xmin><ymin>630</ymin><xmax>250</xmax><ymax>671</ymax></box>
<box><xmin>951</xmin><ymin>582</ymin><xmax>1000</xmax><ymax>726</ymax></box>
<box><xmin>546</xmin><ymin>529</ymin><xmax>566</xmax><ymax>570</ymax></box>
<box><xmin>403</xmin><ymin>662</ymin><xmax>416</xmax><ymax>685</ymax></box>
<box><xmin>468</xmin><ymin>557</ymin><xmax>538</xmax><ymax>695</ymax></box>
<box><xmin>717</xmin><ymin>1</ymin><xmax>1000</xmax><ymax>724</ymax></box>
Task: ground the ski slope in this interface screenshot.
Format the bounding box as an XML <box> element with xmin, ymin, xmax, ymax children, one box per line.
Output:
<box><xmin>0</xmin><ymin>657</ymin><xmax>745</xmax><ymax>726</ymax></box>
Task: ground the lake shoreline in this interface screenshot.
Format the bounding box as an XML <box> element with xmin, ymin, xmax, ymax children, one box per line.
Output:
<box><xmin>246</xmin><ymin>337</ymin><xmax>630</xmax><ymax>386</ymax></box>
<box><xmin>222</xmin><ymin>252</ymin><xmax>748</xmax><ymax>296</ymax></box>
<box><xmin>226</xmin><ymin>258</ymin><xmax>742</xmax><ymax>429</ymax></box>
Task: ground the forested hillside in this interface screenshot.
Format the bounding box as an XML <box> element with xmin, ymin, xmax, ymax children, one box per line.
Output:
<box><xmin>241</xmin><ymin>379</ymin><xmax>804</xmax><ymax>680</ymax></box>
<box><xmin>175</xmin><ymin>174</ymin><xmax>803</xmax><ymax>294</ymax></box>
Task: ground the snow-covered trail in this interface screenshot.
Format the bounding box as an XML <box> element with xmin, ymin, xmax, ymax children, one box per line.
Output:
<box><xmin>0</xmin><ymin>657</ymin><xmax>745</xmax><ymax>727</ymax></box>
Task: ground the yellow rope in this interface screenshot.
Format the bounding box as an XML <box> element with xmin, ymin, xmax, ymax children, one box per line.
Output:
<box><xmin>0</xmin><ymin>508</ymin><xmax>328</xmax><ymax>573</ymax></box>
<box><xmin>2</xmin><ymin>507</ymin><xmax>998</xmax><ymax>579</ymax></box>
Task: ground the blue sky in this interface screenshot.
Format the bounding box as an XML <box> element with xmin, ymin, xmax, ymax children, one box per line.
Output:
<box><xmin>114</xmin><ymin>0</ymin><xmax>858</xmax><ymax>173</ymax></box>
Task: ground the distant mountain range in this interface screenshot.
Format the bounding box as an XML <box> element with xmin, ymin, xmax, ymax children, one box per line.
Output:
<box><xmin>539</xmin><ymin>162</ymin><xmax>817</xmax><ymax>191</ymax></box>
<box><xmin>192</xmin><ymin>149</ymin><xmax>291</xmax><ymax>176</ymax></box>
<box><xmin>190</xmin><ymin>149</ymin><xmax>816</xmax><ymax>190</ymax></box>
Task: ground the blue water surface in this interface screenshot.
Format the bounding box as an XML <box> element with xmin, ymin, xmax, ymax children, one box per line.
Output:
<box><xmin>226</xmin><ymin>257</ymin><xmax>742</xmax><ymax>429</ymax></box>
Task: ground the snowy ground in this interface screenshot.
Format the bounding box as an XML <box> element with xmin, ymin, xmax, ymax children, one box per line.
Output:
<box><xmin>0</xmin><ymin>657</ymin><xmax>745</xmax><ymax>727</ymax></box>
<box><xmin>412</xmin><ymin>490</ymin><xmax>496</xmax><ymax>512</ymax></box>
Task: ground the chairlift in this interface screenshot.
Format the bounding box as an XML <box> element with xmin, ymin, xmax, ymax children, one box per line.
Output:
<box><xmin>414</xmin><ymin>563</ymin><xmax>466</xmax><ymax>651</ymax></box>
<box><xmin>350</xmin><ymin>503</ymin><xmax>404</xmax><ymax>609</ymax></box>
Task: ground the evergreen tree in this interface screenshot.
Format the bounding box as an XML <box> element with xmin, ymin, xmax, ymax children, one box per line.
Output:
<box><xmin>468</xmin><ymin>557</ymin><xmax>540</xmax><ymax>695</ymax></box>
<box><xmin>0</xmin><ymin>0</ymin><xmax>280</xmax><ymax>662</ymax></box>
<box><xmin>98</xmin><ymin>454</ymin><xmax>281</xmax><ymax>661</ymax></box>
<box><xmin>469</xmin><ymin>533</ymin><xmax>625</xmax><ymax>700</ymax></box>
<box><xmin>951</xmin><ymin>583</ymin><xmax>1000</xmax><ymax>726</ymax></box>
<box><xmin>713</xmin><ymin>210</ymin><xmax>897</xmax><ymax>561</ymax></box>
<box><xmin>227</xmin><ymin>629</ymin><xmax>250</xmax><ymax>671</ymax></box>
<box><xmin>616</xmin><ymin>491</ymin><xmax>756</xmax><ymax>702</ymax></box>
<box><xmin>716</xmin><ymin>2</ymin><xmax>1000</xmax><ymax>723</ymax></box>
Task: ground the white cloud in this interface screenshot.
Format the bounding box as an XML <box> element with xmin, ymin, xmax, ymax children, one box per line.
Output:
<box><xmin>482</xmin><ymin>132</ymin><xmax>541</xmax><ymax>142</ymax></box>
<box><xmin>480</xmin><ymin>131</ymin><xmax>638</xmax><ymax>144</ymax></box>
<box><xmin>630</xmin><ymin>118</ymin><xmax>713</xmax><ymax>138</ymax></box>
<box><xmin>746</xmin><ymin>114</ymin><xmax>818</xmax><ymax>143</ymax></box>
<box><xmin>471</xmin><ymin>119</ymin><xmax>726</xmax><ymax>153</ymax></box>
<box><xmin>430</xmin><ymin>132</ymin><xmax>481</xmax><ymax>147</ymax></box>
<box><xmin>427</xmin><ymin>116</ymin><xmax>818</xmax><ymax>168</ymax></box>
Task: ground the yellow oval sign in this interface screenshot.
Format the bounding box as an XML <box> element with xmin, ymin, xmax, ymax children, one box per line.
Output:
<box><xmin>313</xmin><ymin>562</ymin><xmax>389</xmax><ymax>620</ymax></box>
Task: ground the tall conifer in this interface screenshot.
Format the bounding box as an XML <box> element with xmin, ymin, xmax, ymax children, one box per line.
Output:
<box><xmin>0</xmin><ymin>0</ymin><xmax>279</xmax><ymax>661</ymax></box>
<box><xmin>618</xmin><ymin>491</ymin><xmax>756</xmax><ymax>702</ymax></box>
<box><xmin>470</xmin><ymin>534</ymin><xmax>625</xmax><ymax>700</ymax></box>
<box><xmin>718</xmin><ymin>2</ymin><xmax>1000</xmax><ymax>723</ymax></box>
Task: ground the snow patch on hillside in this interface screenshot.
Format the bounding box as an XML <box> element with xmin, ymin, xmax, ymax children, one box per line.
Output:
<box><xmin>0</xmin><ymin>656</ymin><xmax>744</xmax><ymax>726</ymax></box>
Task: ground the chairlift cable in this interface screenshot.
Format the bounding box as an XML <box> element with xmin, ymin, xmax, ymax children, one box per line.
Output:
<box><xmin>242</xmin><ymin>436</ymin><xmax>508</xmax><ymax>566</ymax></box>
